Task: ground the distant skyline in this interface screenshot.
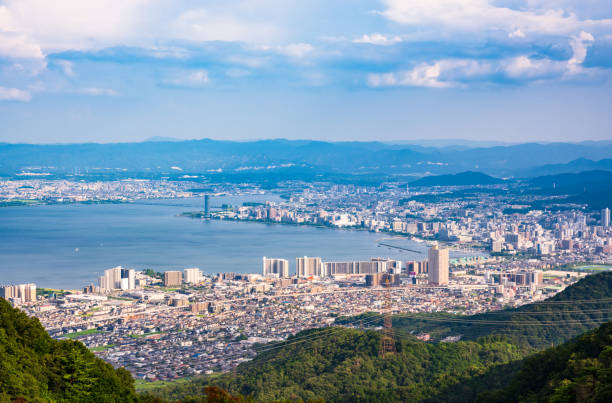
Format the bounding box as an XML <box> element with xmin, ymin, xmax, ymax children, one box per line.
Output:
<box><xmin>1</xmin><ymin>1</ymin><xmax>611</xmax><ymax>143</ymax></box>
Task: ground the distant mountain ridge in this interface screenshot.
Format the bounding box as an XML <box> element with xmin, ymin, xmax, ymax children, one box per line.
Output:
<box><xmin>521</xmin><ymin>158</ymin><xmax>612</xmax><ymax>176</ymax></box>
<box><xmin>1</xmin><ymin>139</ymin><xmax>611</xmax><ymax>178</ymax></box>
<box><xmin>410</xmin><ymin>171</ymin><xmax>504</xmax><ymax>187</ymax></box>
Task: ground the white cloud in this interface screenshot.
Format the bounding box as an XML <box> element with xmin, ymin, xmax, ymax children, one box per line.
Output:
<box><xmin>353</xmin><ymin>33</ymin><xmax>402</xmax><ymax>46</ymax></box>
<box><xmin>504</xmin><ymin>30</ymin><xmax>595</xmax><ymax>78</ymax></box>
<box><xmin>0</xmin><ymin>0</ymin><xmax>153</xmax><ymax>52</ymax></box>
<box><xmin>508</xmin><ymin>29</ymin><xmax>525</xmax><ymax>39</ymax></box>
<box><xmin>379</xmin><ymin>0</ymin><xmax>612</xmax><ymax>38</ymax></box>
<box><xmin>371</xmin><ymin>29</ymin><xmax>598</xmax><ymax>88</ymax></box>
<box><xmin>0</xmin><ymin>30</ymin><xmax>44</xmax><ymax>59</ymax></box>
<box><xmin>568</xmin><ymin>31</ymin><xmax>594</xmax><ymax>66</ymax></box>
<box><xmin>253</xmin><ymin>42</ymin><xmax>314</xmax><ymax>59</ymax></box>
<box><xmin>278</xmin><ymin>43</ymin><xmax>313</xmax><ymax>58</ymax></box>
<box><xmin>0</xmin><ymin>1</ymin><xmax>287</xmax><ymax>54</ymax></box>
<box><xmin>368</xmin><ymin>59</ymin><xmax>493</xmax><ymax>88</ymax></box>
<box><xmin>79</xmin><ymin>87</ymin><xmax>119</xmax><ymax>96</ymax></box>
<box><xmin>164</xmin><ymin>70</ymin><xmax>210</xmax><ymax>87</ymax></box>
<box><xmin>56</xmin><ymin>60</ymin><xmax>74</xmax><ymax>76</ymax></box>
<box><xmin>503</xmin><ymin>56</ymin><xmax>564</xmax><ymax>79</ymax></box>
<box><xmin>0</xmin><ymin>86</ymin><xmax>31</xmax><ymax>101</ymax></box>
<box><xmin>168</xmin><ymin>8</ymin><xmax>278</xmax><ymax>44</ymax></box>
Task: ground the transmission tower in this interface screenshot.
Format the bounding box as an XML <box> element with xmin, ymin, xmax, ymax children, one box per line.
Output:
<box><xmin>379</xmin><ymin>275</ymin><xmax>396</xmax><ymax>357</ymax></box>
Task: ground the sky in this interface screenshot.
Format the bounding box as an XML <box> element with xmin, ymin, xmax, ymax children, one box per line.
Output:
<box><xmin>0</xmin><ymin>0</ymin><xmax>611</xmax><ymax>144</ymax></box>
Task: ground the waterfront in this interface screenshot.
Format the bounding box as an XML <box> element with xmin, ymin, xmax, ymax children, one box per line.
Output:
<box><xmin>0</xmin><ymin>196</ymin><xmax>475</xmax><ymax>288</ymax></box>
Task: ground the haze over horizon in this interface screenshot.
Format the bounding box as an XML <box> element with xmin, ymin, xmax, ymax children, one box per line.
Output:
<box><xmin>0</xmin><ymin>1</ymin><xmax>611</xmax><ymax>143</ymax></box>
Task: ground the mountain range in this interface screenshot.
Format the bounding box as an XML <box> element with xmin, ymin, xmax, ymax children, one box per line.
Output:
<box><xmin>1</xmin><ymin>139</ymin><xmax>612</xmax><ymax>179</ymax></box>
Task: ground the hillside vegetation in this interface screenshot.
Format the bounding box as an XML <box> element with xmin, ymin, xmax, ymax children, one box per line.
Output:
<box><xmin>480</xmin><ymin>321</ymin><xmax>612</xmax><ymax>402</ymax></box>
<box><xmin>0</xmin><ymin>297</ymin><xmax>139</xmax><ymax>402</ymax></box>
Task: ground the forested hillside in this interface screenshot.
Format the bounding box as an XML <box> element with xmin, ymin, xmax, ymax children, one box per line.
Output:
<box><xmin>0</xmin><ymin>297</ymin><xmax>139</xmax><ymax>402</ymax></box>
<box><xmin>152</xmin><ymin>328</ymin><xmax>525</xmax><ymax>402</ymax></box>
<box><xmin>480</xmin><ymin>321</ymin><xmax>612</xmax><ymax>402</ymax></box>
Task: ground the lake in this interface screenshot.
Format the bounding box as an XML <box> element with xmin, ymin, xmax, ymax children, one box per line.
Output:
<box><xmin>0</xmin><ymin>196</ymin><xmax>475</xmax><ymax>288</ymax></box>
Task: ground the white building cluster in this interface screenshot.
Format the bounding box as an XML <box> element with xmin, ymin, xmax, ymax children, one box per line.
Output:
<box><xmin>99</xmin><ymin>266</ymin><xmax>138</xmax><ymax>293</ymax></box>
<box><xmin>265</xmin><ymin>248</ymin><xmax>449</xmax><ymax>282</ymax></box>
<box><xmin>0</xmin><ymin>283</ymin><xmax>37</xmax><ymax>304</ymax></box>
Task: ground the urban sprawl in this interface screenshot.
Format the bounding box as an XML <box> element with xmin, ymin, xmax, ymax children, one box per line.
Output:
<box><xmin>2</xmin><ymin>178</ymin><xmax>611</xmax><ymax>381</ymax></box>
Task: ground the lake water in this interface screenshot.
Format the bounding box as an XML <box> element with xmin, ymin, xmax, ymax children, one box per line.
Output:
<box><xmin>0</xmin><ymin>196</ymin><xmax>475</xmax><ymax>289</ymax></box>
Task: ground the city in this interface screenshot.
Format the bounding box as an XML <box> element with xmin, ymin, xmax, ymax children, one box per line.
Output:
<box><xmin>1</xmin><ymin>0</ymin><xmax>612</xmax><ymax>401</ymax></box>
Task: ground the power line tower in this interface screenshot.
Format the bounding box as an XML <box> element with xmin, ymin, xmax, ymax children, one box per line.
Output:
<box><xmin>380</xmin><ymin>275</ymin><xmax>396</xmax><ymax>357</ymax></box>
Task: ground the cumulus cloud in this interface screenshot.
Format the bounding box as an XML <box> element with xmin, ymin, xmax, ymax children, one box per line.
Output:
<box><xmin>0</xmin><ymin>86</ymin><xmax>31</xmax><ymax>101</ymax></box>
<box><xmin>504</xmin><ymin>30</ymin><xmax>595</xmax><ymax>79</ymax></box>
<box><xmin>368</xmin><ymin>59</ymin><xmax>493</xmax><ymax>88</ymax></box>
<box><xmin>379</xmin><ymin>0</ymin><xmax>612</xmax><ymax>38</ymax></box>
<box><xmin>353</xmin><ymin>33</ymin><xmax>402</xmax><ymax>46</ymax></box>
<box><xmin>508</xmin><ymin>29</ymin><xmax>526</xmax><ymax>39</ymax></box>
<box><xmin>502</xmin><ymin>56</ymin><xmax>564</xmax><ymax>79</ymax></box>
<box><xmin>370</xmin><ymin>30</ymin><xmax>598</xmax><ymax>88</ymax></box>
<box><xmin>0</xmin><ymin>30</ymin><xmax>44</xmax><ymax>59</ymax></box>
<box><xmin>568</xmin><ymin>31</ymin><xmax>595</xmax><ymax>66</ymax></box>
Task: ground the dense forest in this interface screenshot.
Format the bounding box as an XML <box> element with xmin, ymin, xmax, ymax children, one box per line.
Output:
<box><xmin>0</xmin><ymin>297</ymin><xmax>139</xmax><ymax>402</ymax></box>
<box><xmin>480</xmin><ymin>321</ymin><xmax>612</xmax><ymax>402</ymax></box>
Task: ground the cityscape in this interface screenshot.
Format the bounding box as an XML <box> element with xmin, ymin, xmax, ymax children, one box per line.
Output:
<box><xmin>1</xmin><ymin>0</ymin><xmax>612</xmax><ymax>401</ymax></box>
<box><xmin>3</xmin><ymin>178</ymin><xmax>609</xmax><ymax>384</ymax></box>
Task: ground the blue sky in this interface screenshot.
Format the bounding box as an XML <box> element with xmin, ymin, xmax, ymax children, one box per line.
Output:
<box><xmin>0</xmin><ymin>0</ymin><xmax>611</xmax><ymax>143</ymax></box>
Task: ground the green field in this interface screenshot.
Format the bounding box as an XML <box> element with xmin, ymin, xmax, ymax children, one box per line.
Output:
<box><xmin>574</xmin><ymin>264</ymin><xmax>612</xmax><ymax>272</ymax></box>
<box><xmin>129</xmin><ymin>331</ymin><xmax>165</xmax><ymax>339</ymax></box>
<box><xmin>61</xmin><ymin>329</ymin><xmax>103</xmax><ymax>339</ymax></box>
<box><xmin>135</xmin><ymin>378</ymin><xmax>191</xmax><ymax>391</ymax></box>
<box><xmin>90</xmin><ymin>344</ymin><xmax>115</xmax><ymax>352</ymax></box>
<box><xmin>108</xmin><ymin>295</ymin><xmax>133</xmax><ymax>301</ymax></box>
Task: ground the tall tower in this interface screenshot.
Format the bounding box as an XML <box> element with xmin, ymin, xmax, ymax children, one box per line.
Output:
<box><xmin>379</xmin><ymin>276</ymin><xmax>395</xmax><ymax>357</ymax></box>
<box><xmin>602</xmin><ymin>208</ymin><xmax>610</xmax><ymax>227</ymax></box>
<box><xmin>204</xmin><ymin>195</ymin><xmax>210</xmax><ymax>218</ymax></box>
<box><xmin>428</xmin><ymin>244</ymin><xmax>449</xmax><ymax>285</ymax></box>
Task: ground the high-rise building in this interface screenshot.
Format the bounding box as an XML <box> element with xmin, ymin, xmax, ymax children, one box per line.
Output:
<box><xmin>296</xmin><ymin>256</ymin><xmax>323</xmax><ymax>277</ymax></box>
<box><xmin>184</xmin><ymin>268</ymin><xmax>203</xmax><ymax>284</ymax></box>
<box><xmin>428</xmin><ymin>244</ymin><xmax>449</xmax><ymax>285</ymax></box>
<box><xmin>99</xmin><ymin>266</ymin><xmax>137</xmax><ymax>293</ymax></box>
<box><xmin>204</xmin><ymin>195</ymin><xmax>210</xmax><ymax>218</ymax></box>
<box><xmin>407</xmin><ymin>260</ymin><xmax>428</xmax><ymax>274</ymax></box>
<box><xmin>324</xmin><ymin>259</ymin><xmax>390</xmax><ymax>276</ymax></box>
<box><xmin>164</xmin><ymin>271</ymin><xmax>183</xmax><ymax>286</ymax></box>
<box><xmin>0</xmin><ymin>283</ymin><xmax>36</xmax><ymax>303</ymax></box>
<box><xmin>602</xmin><ymin>208</ymin><xmax>610</xmax><ymax>227</ymax></box>
<box><xmin>121</xmin><ymin>268</ymin><xmax>136</xmax><ymax>290</ymax></box>
<box><xmin>262</xmin><ymin>257</ymin><xmax>289</xmax><ymax>278</ymax></box>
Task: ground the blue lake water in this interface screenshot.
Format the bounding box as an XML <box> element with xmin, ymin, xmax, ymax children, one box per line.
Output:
<box><xmin>0</xmin><ymin>196</ymin><xmax>475</xmax><ymax>288</ymax></box>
